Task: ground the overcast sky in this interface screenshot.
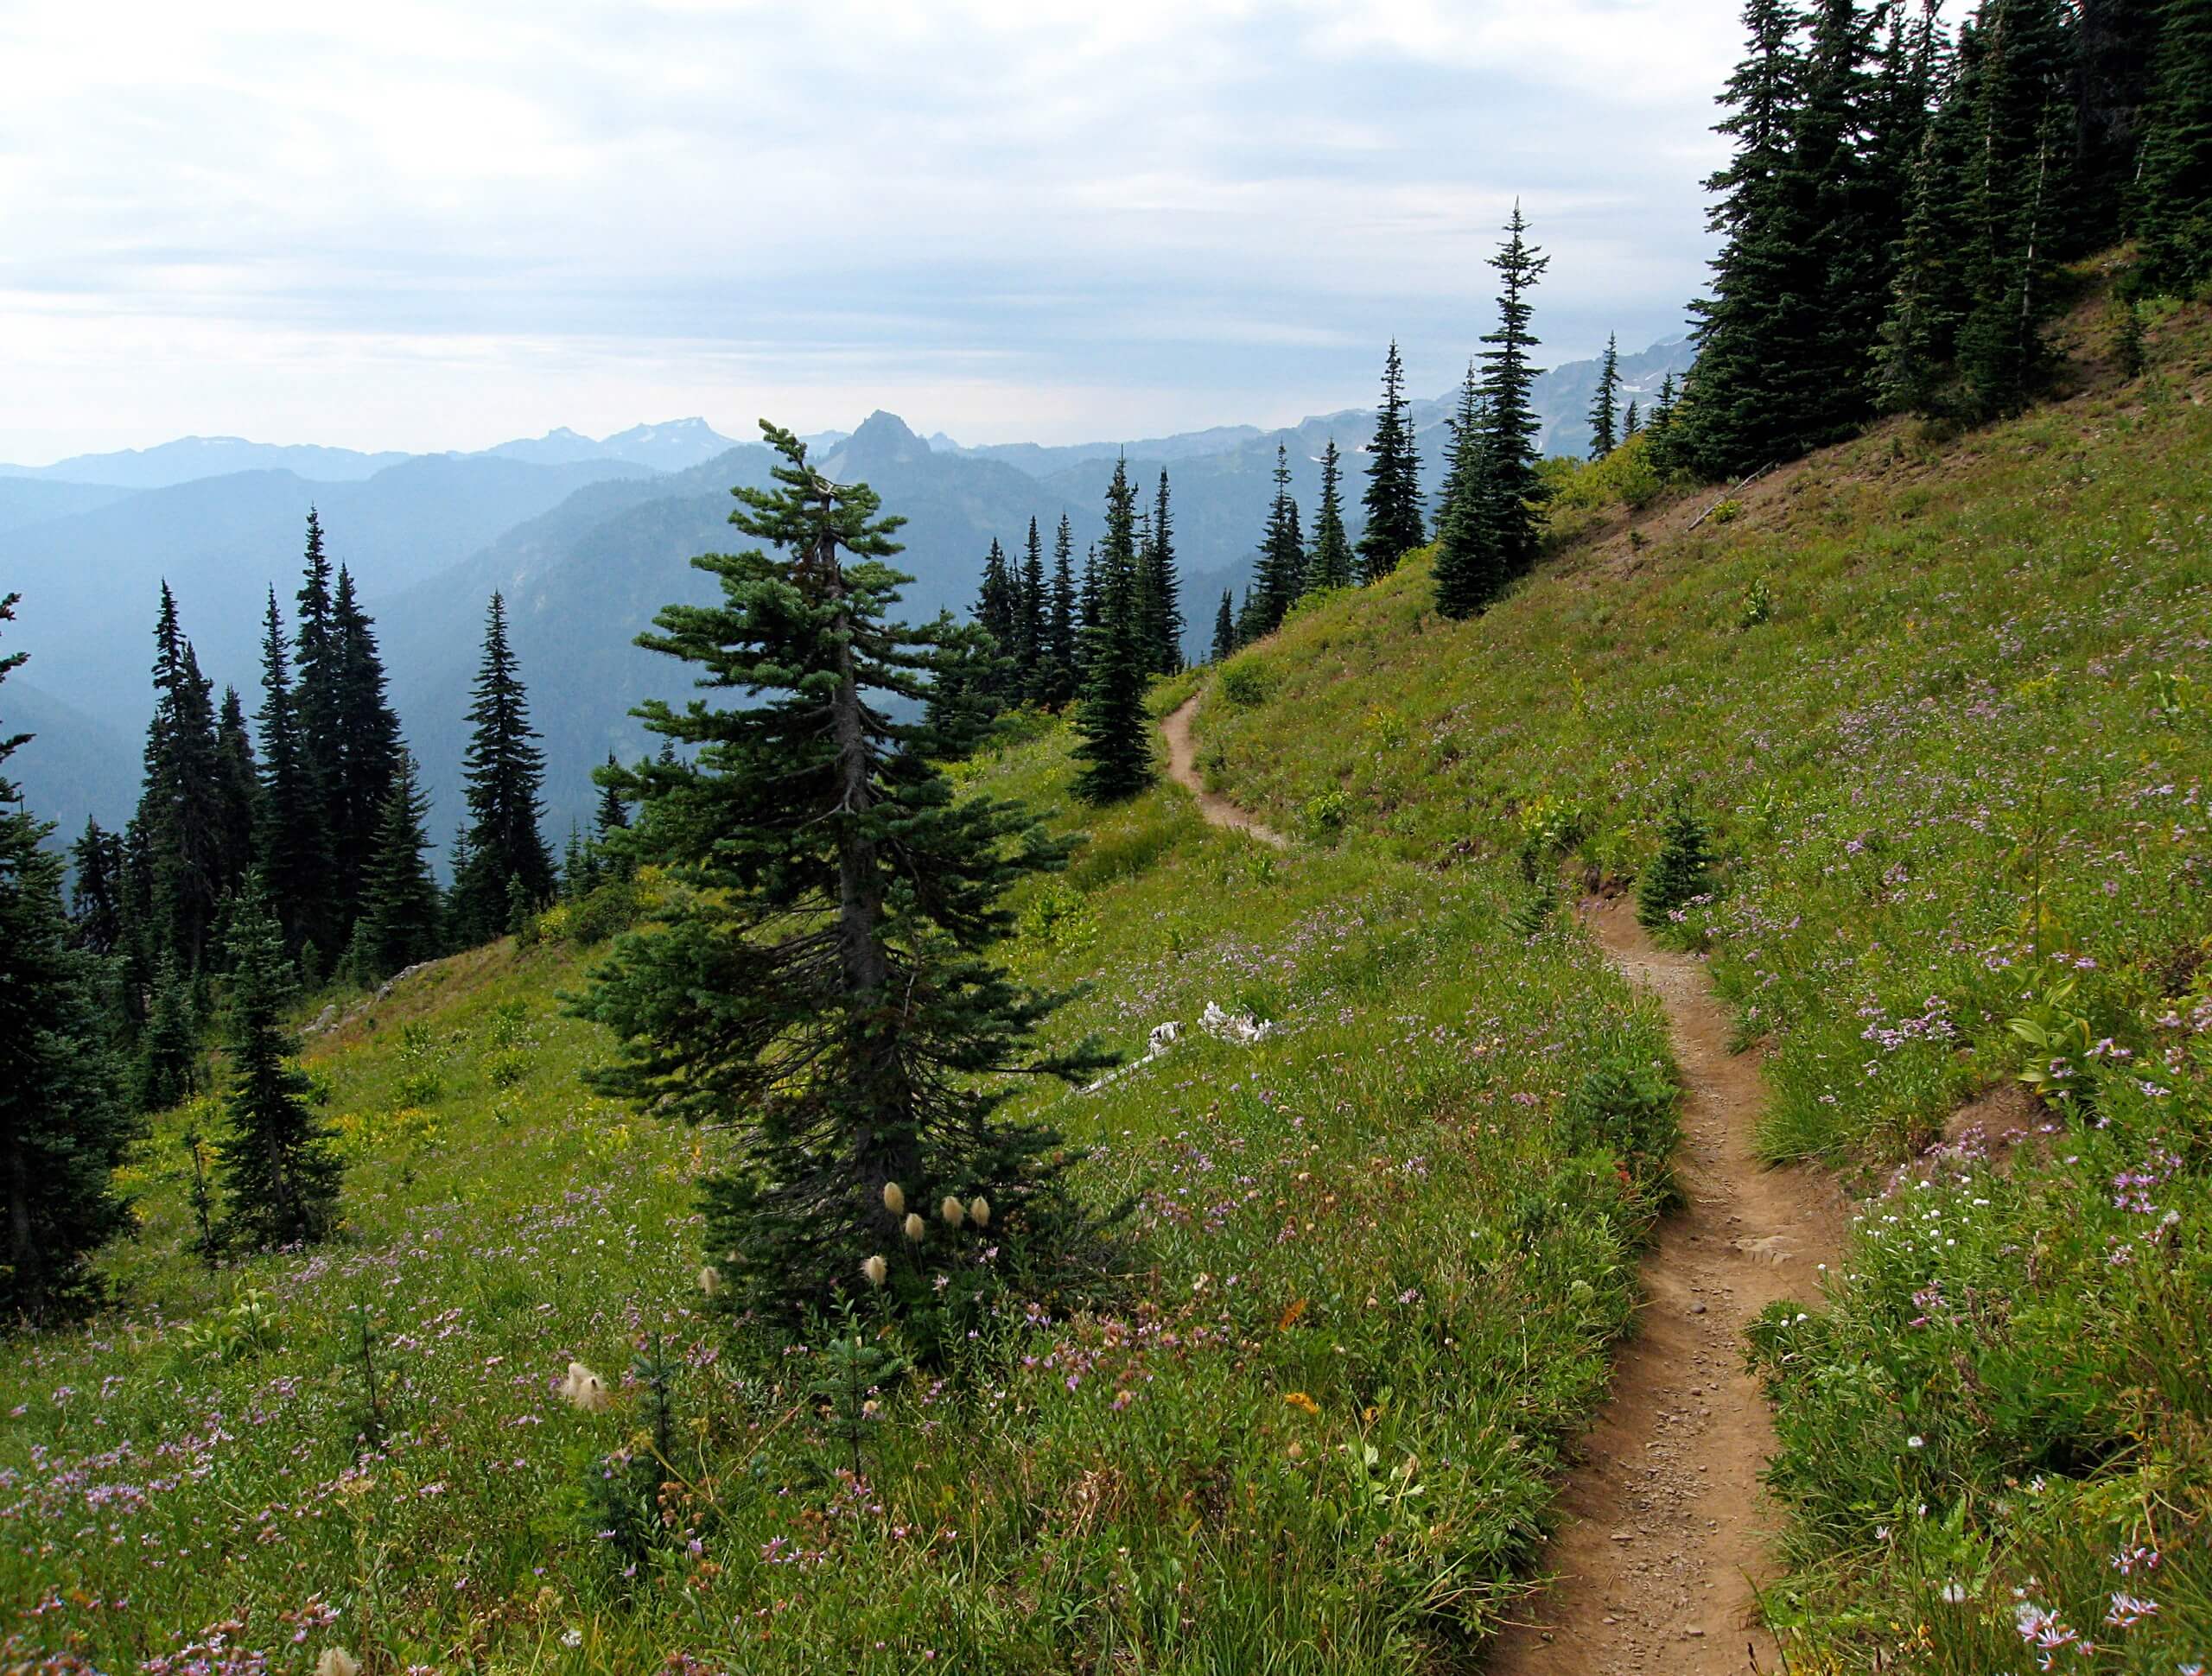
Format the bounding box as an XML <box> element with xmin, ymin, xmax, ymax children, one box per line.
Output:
<box><xmin>0</xmin><ymin>0</ymin><xmax>1743</xmax><ymax>461</ymax></box>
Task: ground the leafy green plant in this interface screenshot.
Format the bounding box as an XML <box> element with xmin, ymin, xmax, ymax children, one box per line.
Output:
<box><xmin>1217</xmin><ymin>655</ymin><xmax>1275</xmax><ymax>707</ymax></box>
<box><xmin>1737</xmin><ymin>575</ymin><xmax>1772</xmax><ymax>627</ymax></box>
<box><xmin>2007</xmin><ymin>973</ymin><xmax>2094</xmax><ymax>1105</ymax></box>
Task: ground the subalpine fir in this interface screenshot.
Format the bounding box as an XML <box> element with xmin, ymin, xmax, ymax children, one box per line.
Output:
<box><xmin>1305</xmin><ymin>438</ymin><xmax>1354</xmax><ymax>593</ymax></box>
<box><xmin>1357</xmin><ymin>340</ymin><xmax>1426</xmax><ymax>581</ymax></box>
<box><xmin>218</xmin><ymin>880</ymin><xmax>342</xmax><ymax>1248</ymax></box>
<box><xmin>573</xmin><ymin>422</ymin><xmax>1109</xmax><ymax>1330</ymax></box>
<box><xmin>0</xmin><ymin>592</ymin><xmax>134</xmax><ymax>1322</ymax></box>
<box><xmin>1073</xmin><ymin>457</ymin><xmax>1155</xmax><ymax>803</ymax></box>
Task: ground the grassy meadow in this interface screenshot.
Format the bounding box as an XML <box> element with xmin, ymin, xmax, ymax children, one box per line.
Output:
<box><xmin>2</xmin><ymin>691</ymin><xmax>1680</xmax><ymax>1673</ymax></box>
<box><xmin>1190</xmin><ymin>292</ymin><xmax>2212</xmax><ymax>1669</ymax></box>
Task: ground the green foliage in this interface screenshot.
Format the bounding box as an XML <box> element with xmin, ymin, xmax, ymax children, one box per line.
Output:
<box><xmin>575</xmin><ymin>422</ymin><xmax>1112</xmax><ymax>1333</ymax></box>
<box><xmin>217</xmin><ymin>883</ymin><xmax>343</xmax><ymax>1249</ymax></box>
<box><xmin>1217</xmin><ymin>655</ymin><xmax>1275</xmax><ymax>708</ymax></box>
<box><xmin>1072</xmin><ymin>457</ymin><xmax>1157</xmax><ymax>803</ymax></box>
<box><xmin>1636</xmin><ymin>792</ymin><xmax>1719</xmax><ymax>930</ymax></box>
<box><xmin>0</xmin><ymin>592</ymin><xmax>136</xmax><ymax>1322</ymax></box>
<box><xmin>1357</xmin><ymin>340</ymin><xmax>1426</xmax><ymax>580</ymax></box>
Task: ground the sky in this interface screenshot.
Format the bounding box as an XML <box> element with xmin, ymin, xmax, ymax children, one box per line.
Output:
<box><xmin>0</xmin><ymin>0</ymin><xmax>1744</xmax><ymax>462</ymax></box>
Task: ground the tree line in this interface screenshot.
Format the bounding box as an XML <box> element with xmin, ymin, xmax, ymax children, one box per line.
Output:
<box><xmin>1676</xmin><ymin>0</ymin><xmax>2212</xmax><ymax>479</ymax></box>
<box><xmin>0</xmin><ymin>513</ymin><xmax>613</xmax><ymax>1317</ymax></box>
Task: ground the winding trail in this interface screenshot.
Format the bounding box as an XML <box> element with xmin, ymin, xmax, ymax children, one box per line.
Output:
<box><xmin>1160</xmin><ymin>696</ymin><xmax>1287</xmax><ymax>848</ymax></box>
<box><xmin>1159</xmin><ymin>695</ymin><xmax>1846</xmax><ymax>1675</ymax></box>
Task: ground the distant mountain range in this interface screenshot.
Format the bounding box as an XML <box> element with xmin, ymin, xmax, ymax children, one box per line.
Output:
<box><xmin>1</xmin><ymin>336</ymin><xmax>1694</xmax><ymax>860</ymax></box>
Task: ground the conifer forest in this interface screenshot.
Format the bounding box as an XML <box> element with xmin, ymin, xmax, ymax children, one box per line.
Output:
<box><xmin>4</xmin><ymin>0</ymin><xmax>2212</xmax><ymax>1670</ymax></box>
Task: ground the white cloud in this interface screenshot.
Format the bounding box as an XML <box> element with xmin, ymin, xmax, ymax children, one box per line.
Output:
<box><xmin>0</xmin><ymin>0</ymin><xmax>1737</xmax><ymax>458</ymax></box>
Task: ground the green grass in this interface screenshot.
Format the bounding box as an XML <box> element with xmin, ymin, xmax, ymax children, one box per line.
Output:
<box><xmin>2</xmin><ymin>714</ymin><xmax>1675</xmax><ymax>1673</ymax></box>
<box><xmin>1188</xmin><ymin>292</ymin><xmax>2212</xmax><ymax>1669</ymax></box>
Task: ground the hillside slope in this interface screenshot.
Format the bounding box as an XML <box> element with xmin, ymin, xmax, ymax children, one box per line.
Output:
<box><xmin>1193</xmin><ymin>294</ymin><xmax>2212</xmax><ymax>1667</ymax></box>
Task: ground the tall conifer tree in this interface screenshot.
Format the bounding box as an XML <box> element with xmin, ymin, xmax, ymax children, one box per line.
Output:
<box><xmin>1433</xmin><ymin>362</ymin><xmax>1504</xmax><ymax>619</ymax></box>
<box><xmin>1072</xmin><ymin>459</ymin><xmax>1154</xmax><ymax>802</ymax></box>
<box><xmin>1471</xmin><ymin>206</ymin><xmax>1551</xmax><ymax>583</ymax></box>
<box><xmin>254</xmin><ymin>588</ymin><xmax>333</xmax><ymax>961</ymax></box>
<box><xmin>1358</xmin><ymin>340</ymin><xmax>1426</xmax><ymax>579</ymax></box>
<box><xmin>329</xmin><ymin>565</ymin><xmax>404</xmax><ymax>921</ymax></box>
<box><xmin>453</xmin><ymin>593</ymin><xmax>555</xmax><ymax>943</ymax></box>
<box><xmin>346</xmin><ymin>752</ymin><xmax>442</xmax><ymax>982</ymax></box>
<box><xmin>1306</xmin><ymin>438</ymin><xmax>1354</xmax><ymax>593</ymax></box>
<box><xmin>213</xmin><ymin>685</ymin><xmax>258</xmax><ymax>904</ymax></box>
<box><xmin>1039</xmin><ymin>514</ymin><xmax>1080</xmax><ymax>708</ymax></box>
<box><xmin>1212</xmin><ymin>589</ymin><xmax>1237</xmax><ymax>660</ymax></box>
<box><xmin>1251</xmin><ymin>444</ymin><xmax>1306</xmax><ymax>637</ymax></box>
<box><xmin>218</xmin><ymin>881</ymin><xmax>341</xmax><ymax>1248</ymax></box>
<box><xmin>1681</xmin><ymin>0</ymin><xmax>1820</xmax><ymax>477</ymax></box>
<box><xmin>573</xmin><ymin>423</ymin><xmax>1109</xmax><ymax>1326</ymax></box>
<box><xmin>137</xmin><ymin>586</ymin><xmax>226</xmax><ymax>974</ymax></box>
<box><xmin>1017</xmin><ymin>517</ymin><xmax>1048</xmax><ymax>694</ymax></box>
<box><xmin>1141</xmin><ymin>472</ymin><xmax>1184</xmax><ymax>673</ymax></box>
<box><xmin>70</xmin><ymin>818</ymin><xmax>124</xmax><ymax>956</ymax></box>
<box><xmin>1588</xmin><ymin>333</ymin><xmax>1622</xmax><ymax>457</ymax></box>
<box><xmin>2134</xmin><ymin>0</ymin><xmax>2212</xmax><ymax>295</ymax></box>
<box><xmin>0</xmin><ymin>594</ymin><xmax>134</xmax><ymax>1321</ymax></box>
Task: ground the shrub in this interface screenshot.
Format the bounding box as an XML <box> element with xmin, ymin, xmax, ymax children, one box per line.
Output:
<box><xmin>1218</xmin><ymin>656</ymin><xmax>1275</xmax><ymax>707</ymax></box>
<box><xmin>1637</xmin><ymin>792</ymin><xmax>1718</xmax><ymax>930</ymax></box>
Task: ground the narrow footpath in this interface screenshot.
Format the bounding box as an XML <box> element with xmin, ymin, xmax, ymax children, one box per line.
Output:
<box><xmin>1160</xmin><ymin>696</ymin><xmax>1287</xmax><ymax>848</ymax></box>
<box><xmin>1159</xmin><ymin>696</ymin><xmax>1846</xmax><ymax>1676</ymax></box>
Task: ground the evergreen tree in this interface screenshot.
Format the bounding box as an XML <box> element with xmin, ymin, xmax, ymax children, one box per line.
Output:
<box><xmin>1638</xmin><ymin>790</ymin><xmax>1720</xmax><ymax>929</ymax></box>
<box><xmin>1077</xmin><ymin>541</ymin><xmax>1103</xmax><ymax>666</ymax></box>
<box><xmin>137</xmin><ymin>955</ymin><xmax>200</xmax><ymax>1112</ymax></box>
<box><xmin>1017</xmin><ymin>516</ymin><xmax>1049</xmax><ymax>694</ymax></box>
<box><xmin>1588</xmin><ymin>332</ymin><xmax>1622</xmax><ymax>456</ymax></box>
<box><xmin>213</xmin><ymin>685</ymin><xmax>259</xmax><ymax>903</ymax></box>
<box><xmin>2134</xmin><ymin>0</ymin><xmax>2212</xmax><ymax>296</ymax></box>
<box><xmin>218</xmin><ymin>881</ymin><xmax>342</xmax><ymax>1248</ymax></box>
<box><xmin>1212</xmin><ymin>589</ymin><xmax>1238</xmax><ymax>661</ymax></box>
<box><xmin>1954</xmin><ymin>0</ymin><xmax>2076</xmax><ymax>419</ymax></box>
<box><xmin>1039</xmin><ymin>514</ymin><xmax>1080</xmax><ymax>708</ymax></box>
<box><xmin>919</xmin><ymin>613</ymin><xmax>1007</xmax><ymax>759</ymax></box>
<box><xmin>1878</xmin><ymin>48</ymin><xmax>1979</xmax><ymax>414</ymax></box>
<box><xmin>1358</xmin><ymin>340</ymin><xmax>1426</xmax><ymax>579</ymax></box>
<box><xmin>1681</xmin><ymin>0</ymin><xmax>1822</xmax><ymax>477</ymax></box>
<box><xmin>1250</xmin><ymin>443</ymin><xmax>1307</xmax><ymax>637</ymax></box>
<box><xmin>1073</xmin><ymin>458</ymin><xmax>1155</xmax><ymax>803</ymax></box>
<box><xmin>1795</xmin><ymin>0</ymin><xmax>1893</xmax><ymax>429</ymax></box>
<box><xmin>2074</xmin><ymin>0</ymin><xmax>2164</xmax><ymax>254</ymax></box>
<box><xmin>69</xmin><ymin>818</ymin><xmax>124</xmax><ymax>956</ymax></box>
<box><xmin>254</xmin><ymin>588</ymin><xmax>333</xmax><ymax>961</ymax></box>
<box><xmin>1471</xmin><ymin>206</ymin><xmax>1552</xmax><ymax>587</ymax></box>
<box><xmin>0</xmin><ymin>594</ymin><xmax>135</xmax><ymax>1322</ymax></box>
<box><xmin>1624</xmin><ymin>399</ymin><xmax>1643</xmax><ymax>438</ymax></box>
<box><xmin>595</xmin><ymin>752</ymin><xmax>632</xmax><ymax>837</ymax></box>
<box><xmin>453</xmin><ymin>593</ymin><xmax>555</xmax><ymax>943</ymax></box>
<box><xmin>1306</xmin><ymin>438</ymin><xmax>1354</xmax><ymax>593</ymax></box>
<box><xmin>293</xmin><ymin>508</ymin><xmax>342</xmax><ymax>814</ymax></box>
<box><xmin>346</xmin><ymin>752</ymin><xmax>442</xmax><ymax>983</ymax></box>
<box><xmin>329</xmin><ymin>565</ymin><xmax>404</xmax><ymax>922</ymax></box>
<box><xmin>137</xmin><ymin>585</ymin><xmax>227</xmax><ymax>974</ymax></box>
<box><xmin>975</xmin><ymin>537</ymin><xmax>1016</xmax><ymax>658</ymax></box>
<box><xmin>1433</xmin><ymin>361</ymin><xmax>1506</xmax><ymax>619</ymax></box>
<box><xmin>1140</xmin><ymin>472</ymin><xmax>1184</xmax><ymax>673</ymax></box>
<box><xmin>572</xmin><ymin>422</ymin><xmax>1109</xmax><ymax>1328</ymax></box>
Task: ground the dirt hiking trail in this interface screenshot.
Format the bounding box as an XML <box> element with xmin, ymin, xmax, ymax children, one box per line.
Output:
<box><xmin>1160</xmin><ymin>696</ymin><xmax>1287</xmax><ymax>847</ymax></box>
<box><xmin>1159</xmin><ymin>699</ymin><xmax>1846</xmax><ymax>1675</ymax></box>
<box><xmin>1484</xmin><ymin>894</ymin><xmax>1846</xmax><ymax>1674</ymax></box>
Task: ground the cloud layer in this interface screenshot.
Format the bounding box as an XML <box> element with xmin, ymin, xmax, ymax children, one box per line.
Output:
<box><xmin>0</xmin><ymin>0</ymin><xmax>1739</xmax><ymax>459</ymax></box>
